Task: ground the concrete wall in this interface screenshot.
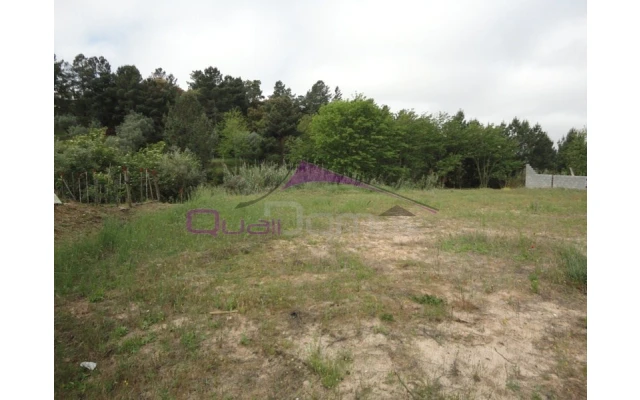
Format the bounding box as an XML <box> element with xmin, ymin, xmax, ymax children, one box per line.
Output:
<box><xmin>525</xmin><ymin>164</ymin><xmax>587</xmax><ymax>190</ymax></box>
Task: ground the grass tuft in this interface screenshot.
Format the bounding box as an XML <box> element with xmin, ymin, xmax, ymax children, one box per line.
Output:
<box><xmin>557</xmin><ymin>246</ymin><xmax>587</xmax><ymax>292</ymax></box>
<box><xmin>306</xmin><ymin>344</ymin><xmax>352</xmax><ymax>389</ymax></box>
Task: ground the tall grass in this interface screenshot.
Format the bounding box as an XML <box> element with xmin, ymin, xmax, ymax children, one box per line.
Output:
<box><xmin>222</xmin><ymin>162</ymin><xmax>291</xmax><ymax>195</ymax></box>
<box><xmin>557</xmin><ymin>246</ymin><xmax>587</xmax><ymax>292</ymax></box>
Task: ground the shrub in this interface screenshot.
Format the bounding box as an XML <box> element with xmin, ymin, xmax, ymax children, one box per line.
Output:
<box><xmin>157</xmin><ymin>149</ymin><xmax>205</xmax><ymax>202</ymax></box>
<box><xmin>221</xmin><ymin>162</ymin><xmax>290</xmax><ymax>195</ymax></box>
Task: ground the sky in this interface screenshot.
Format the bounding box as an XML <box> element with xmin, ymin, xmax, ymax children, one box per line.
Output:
<box><xmin>54</xmin><ymin>0</ymin><xmax>586</xmax><ymax>143</ymax></box>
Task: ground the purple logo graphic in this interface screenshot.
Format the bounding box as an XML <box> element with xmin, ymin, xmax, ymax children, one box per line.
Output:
<box><xmin>186</xmin><ymin>209</ymin><xmax>281</xmax><ymax>236</ymax></box>
<box><xmin>187</xmin><ymin>161</ymin><xmax>438</xmax><ymax>238</ymax></box>
<box><xmin>236</xmin><ymin>161</ymin><xmax>438</xmax><ymax>213</ymax></box>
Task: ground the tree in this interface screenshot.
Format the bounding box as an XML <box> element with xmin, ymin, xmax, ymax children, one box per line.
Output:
<box><xmin>505</xmin><ymin>118</ymin><xmax>556</xmax><ymax>172</ymax></box>
<box><xmin>163</xmin><ymin>92</ymin><xmax>216</xmax><ymax>166</ymax></box>
<box><xmin>439</xmin><ymin>110</ymin><xmax>471</xmax><ymax>188</ymax></box>
<box><xmin>244</xmin><ymin>79</ymin><xmax>264</xmax><ymax>107</ymax></box>
<box><xmin>54</xmin><ymin>55</ymin><xmax>75</xmax><ymax>116</ymax></box>
<box><xmin>333</xmin><ymin>86</ymin><xmax>343</xmax><ymax>102</ymax></box>
<box><xmin>557</xmin><ymin>127</ymin><xmax>587</xmax><ymax>175</ymax></box>
<box><xmin>285</xmin><ymin>114</ymin><xmax>315</xmax><ymax>163</ymax></box>
<box><xmin>302</xmin><ymin>80</ymin><xmax>332</xmax><ymax>114</ymax></box>
<box><xmin>113</xmin><ymin>65</ymin><xmax>143</xmax><ymax>126</ymax></box>
<box><xmin>137</xmin><ymin>69</ymin><xmax>182</xmax><ymax>142</ymax></box>
<box><xmin>217</xmin><ymin>110</ymin><xmax>262</xmax><ymax>160</ymax></box>
<box><xmin>112</xmin><ymin>112</ymin><xmax>155</xmax><ymax>153</ymax></box>
<box><xmin>271</xmin><ymin>80</ymin><xmax>293</xmax><ymax>99</ymax></box>
<box><xmin>308</xmin><ymin>97</ymin><xmax>398</xmax><ymax>181</ymax></box>
<box><xmin>70</xmin><ymin>54</ymin><xmax>117</xmax><ymax>129</ymax></box>
<box><xmin>261</xmin><ymin>95</ymin><xmax>301</xmax><ymax>162</ymax></box>
<box><xmin>465</xmin><ymin>121</ymin><xmax>520</xmax><ymax>188</ymax></box>
<box><xmin>393</xmin><ymin>110</ymin><xmax>444</xmax><ymax>181</ymax></box>
<box><xmin>189</xmin><ymin>67</ymin><xmax>249</xmax><ymax>124</ymax></box>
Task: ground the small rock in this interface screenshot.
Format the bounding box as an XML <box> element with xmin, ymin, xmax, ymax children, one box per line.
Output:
<box><xmin>80</xmin><ymin>362</ymin><xmax>96</xmax><ymax>371</ymax></box>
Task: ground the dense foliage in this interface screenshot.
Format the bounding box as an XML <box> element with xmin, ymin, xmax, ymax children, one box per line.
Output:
<box><xmin>54</xmin><ymin>53</ymin><xmax>587</xmax><ymax>199</ymax></box>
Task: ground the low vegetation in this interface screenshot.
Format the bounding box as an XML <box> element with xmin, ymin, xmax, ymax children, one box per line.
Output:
<box><xmin>55</xmin><ymin>187</ymin><xmax>586</xmax><ymax>399</ymax></box>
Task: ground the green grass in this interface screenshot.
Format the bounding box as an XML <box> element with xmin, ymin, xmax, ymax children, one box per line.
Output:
<box><xmin>379</xmin><ymin>313</ymin><xmax>395</xmax><ymax>322</ymax></box>
<box><xmin>557</xmin><ymin>245</ymin><xmax>587</xmax><ymax>292</ymax></box>
<box><xmin>529</xmin><ymin>270</ymin><xmax>540</xmax><ymax>294</ymax></box>
<box><xmin>306</xmin><ymin>344</ymin><xmax>352</xmax><ymax>389</ymax></box>
<box><xmin>411</xmin><ymin>294</ymin><xmax>445</xmax><ymax>306</ymax></box>
<box><xmin>118</xmin><ymin>334</ymin><xmax>156</xmax><ymax>354</ymax></box>
<box><xmin>411</xmin><ymin>294</ymin><xmax>449</xmax><ymax>321</ymax></box>
<box><xmin>180</xmin><ymin>331</ymin><xmax>201</xmax><ymax>352</ymax></box>
<box><xmin>440</xmin><ymin>231</ymin><xmax>542</xmax><ymax>263</ymax></box>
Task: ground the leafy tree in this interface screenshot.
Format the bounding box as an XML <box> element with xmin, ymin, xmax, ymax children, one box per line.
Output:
<box><xmin>393</xmin><ymin>110</ymin><xmax>444</xmax><ymax>181</ymax></box>
<box><xmin>110</xmin><ymin>112</ymin><xmax>155</xmax><ymax>153</ymax></box>
<box><xmin>217</xmin><ymin>110</ymin><xmax>262</xmax><ymax>160</ymax></box>
<box><xmin>465</xmin><ymin>121</ymin><xmax>520</xmax><ymax>188</ymax></box>
<box><xmin>439</xmin><ymin>110</ymin><xmax>471</xmax><ymax>187</ymax></box>
<box><xmin>285</xmin><ymin>114</ymin><xmax>315</xmax><ymax>163</ymax></box>
<box><xmin>505</xmin><ymin>118</ymin><xmax>556</xmax><ymax>172</ymax></box>
<box><xmin>163</xmin><ymin>92</ymin><xmax>216</xmax><ymax>166</ymax></box>
<box><xmin>308</xmin><ymin>97</ymin><xmax>398</xmax><ymax>181</ymax></box>
<box><xmin>557</xmin><ymin>127</ymin><xmax>587</xmax><ymax>175</ymax></box>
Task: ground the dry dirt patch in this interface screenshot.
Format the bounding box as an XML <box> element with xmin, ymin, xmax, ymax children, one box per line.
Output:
<box><xmin>263</xmin><ymin>215</ymin><xmax>586</xmax><ymax>399</ymax></box>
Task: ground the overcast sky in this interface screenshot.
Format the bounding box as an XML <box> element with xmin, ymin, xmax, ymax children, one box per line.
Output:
<box><xmin>54</xmin><ymin>0</ymin><xmax>586</xmax><ymax>143</ymax></box>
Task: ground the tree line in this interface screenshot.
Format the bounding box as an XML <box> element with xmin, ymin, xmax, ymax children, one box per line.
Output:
<box><xmin>54</xmin><ymin>53</ymin><xmax>587</xmax><ymax>192</ymax></box>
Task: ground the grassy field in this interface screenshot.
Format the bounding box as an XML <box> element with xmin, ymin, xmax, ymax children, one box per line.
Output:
<box><xmin>54</xmin><ymin>186</ymin><xmax>587</xmax><ymax>399</ymax></box>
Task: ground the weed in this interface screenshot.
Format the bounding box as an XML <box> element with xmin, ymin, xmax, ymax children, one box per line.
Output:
<box><xmin>411</xmin><ymin>294</ymin><xmax>445</xmax><ymax>306</ymax></box>
<box><xmin>506</xmin><ymin>379</ymin><xmax>521</xmax><ymax>392</ymax></box>
<box><xmin>180</xmin><ymin>331</ymin><xmax>200</xmax><ymax>352</ymax></box>
<box><xmin>529</xmin><ymin>271</ymin><xmax>540</xmax><ymax>294</ymax></box>
<box><xmin>411</xmin><ymin>294</ymin><xmax>448</xmax><ymax>321</ymax></box>
<box><xmin>88</xmin><ymin>289</ymin><xmax>104</xmax><ymax>303</ymax></box>
<box><xmin>113</xmin><ymin>326</ymin><xmax>129</xmax><ymax>338</ymax></box>
<box><xmin>379</xmin><ymin>313</ymin><xmax>394</xmax><ymax>322</ymax></box>
<box><xmin>306</xmin><ymin>345</ymin><xmax>352</xmax><ymax>389</ymax></box>
<box><xmin>239</xmin><ymin>333</ymin><xmax>251</xmax><ymax>346</ymax></box>
<box><xmin>118</xmin><ymin>334</ymin><xmax>155</xmax><ymax>354</ymax></box>
<box><xmin>373</xmin><ymin>325</ymin><xmax>389</xmax><ymax>335</ymax></box>
<box><xmin>141</xmin><ymin>310</ymin><xmax>166</xmax><ymax>330</ymax></box>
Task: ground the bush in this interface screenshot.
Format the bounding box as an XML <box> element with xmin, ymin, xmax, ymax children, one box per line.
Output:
<box><xmin>54</xmin><ymin>128</ymin><xmax>121</xmax><ymax>178</ymax></box>
<box><xmin>157</xmin><ymin>149</ymin><xmax>205</xmax><ymax>202</ymax></box>
<box><xmin>221</xmin><ymin>162</ymin><xmax>290</xmax><ymax>195</ymax></box>
<box><xmin>54</xmin><ymin>114</ymin><xmax>79</xmax><ymax>137</ymax></box>
<box><xmin>114</xmin><ymin>112</ymin><xmax>155</xmax><ymax>153</ymax></box>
